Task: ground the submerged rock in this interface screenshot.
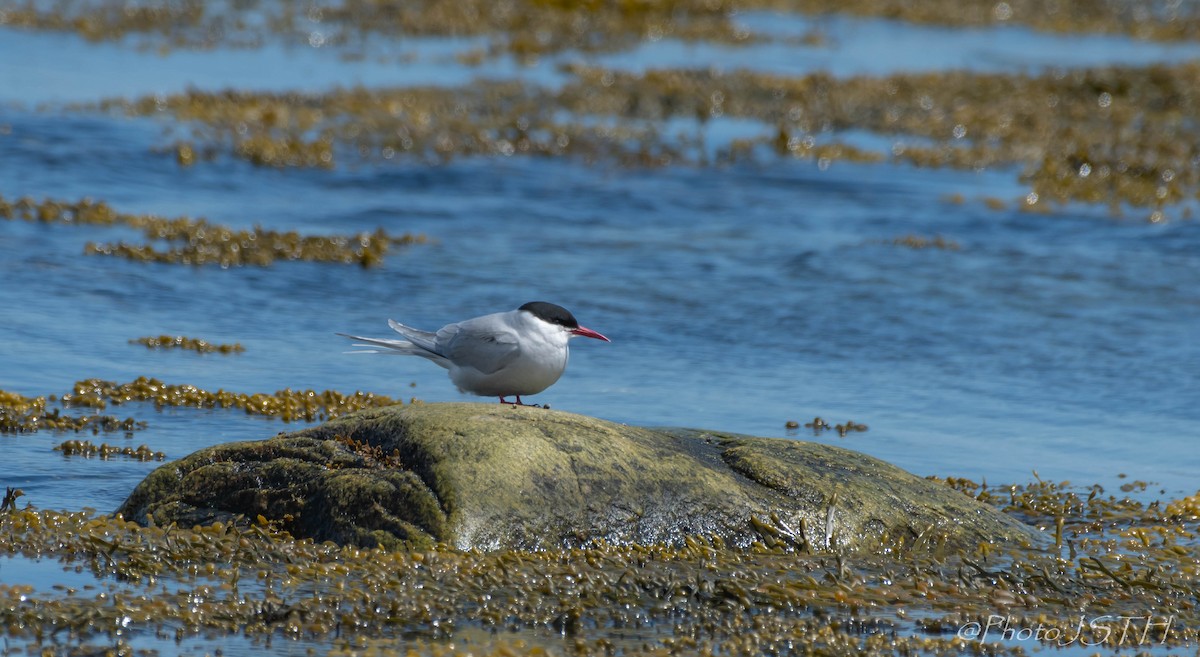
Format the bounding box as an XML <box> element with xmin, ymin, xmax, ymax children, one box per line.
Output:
<box><xmin>117</xmin><ymin>403</ymin><xmax>1036</xmax><ymax>551</ymax></box>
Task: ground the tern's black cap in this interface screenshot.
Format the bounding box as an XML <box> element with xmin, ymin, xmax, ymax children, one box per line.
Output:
<box><xmin>519</xmin><ymin>301</ymin><xmax>579</xmax><ymax>329</ymax></box>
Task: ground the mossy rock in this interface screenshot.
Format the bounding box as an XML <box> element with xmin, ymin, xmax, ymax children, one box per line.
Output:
<box><xmin>117</xmin><ymin>403</ymin><xmax>1037</xmax><ymax>551</ymax></box>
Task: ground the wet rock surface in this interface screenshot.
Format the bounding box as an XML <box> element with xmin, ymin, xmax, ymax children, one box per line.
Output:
<box><xmin>118</xmin><ymin>403</ymin><xmax>1035</xmax><ymax>551</ymax></box>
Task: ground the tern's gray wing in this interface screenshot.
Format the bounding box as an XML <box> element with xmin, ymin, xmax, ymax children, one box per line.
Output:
<box><xmin>436</xmin><ymin>321</ymin><xmax>521</xmax><ymax>375</ymax></box>
<box><xmin>387</xmin><ymin>320</ymin><xmax>440</xmax><ymax>354</ymax></box>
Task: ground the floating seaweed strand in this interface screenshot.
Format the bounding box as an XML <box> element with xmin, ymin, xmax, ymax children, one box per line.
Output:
<box><xmin>129</xmin><ymin>335</ymin><xmax>245</xmax><ymax>354</ymax></box>
<box><xmin>0</xmin><ymin>378</ymin><xmax>403</xmax><ymax>434</ymax></box>
<box><xmin>0</xmin><ymin>194</ymin><xmax>426</xmax><ymax>267</ymax></box>
<box><xmin>62</xmin><ymin>377</ymin><xmax>401</xmax><ymax>423</ymax></box>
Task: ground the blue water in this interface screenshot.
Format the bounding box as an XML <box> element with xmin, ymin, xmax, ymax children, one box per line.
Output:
<box><xmin>2</xmin><ymin>14</ymin><xmax>1199</xmax><ymax>522</ymax></box>
<box><xmin>2</xmin><ymin>12</ymin><xmax>1200</xmax><ymax>657</ymax></box>
<box><xmin>603</xmin><ymin>12</ymin><xmax>1200</xmax><ymax>76</ymax></box>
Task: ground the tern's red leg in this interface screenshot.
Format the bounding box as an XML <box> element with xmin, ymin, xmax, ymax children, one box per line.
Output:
<box><xmin>498</xmin><ymin>396</ymin><xmax>525</xmax><ymax>405</ymax></box>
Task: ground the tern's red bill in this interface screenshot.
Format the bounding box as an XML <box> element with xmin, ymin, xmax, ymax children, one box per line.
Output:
<box><xmin>570</xmin><ymin>326</ymin><xmax>610</xmax><ymax>342</ymax></box>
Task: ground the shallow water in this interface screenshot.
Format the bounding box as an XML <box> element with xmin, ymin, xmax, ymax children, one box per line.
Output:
<box><xmin>10</xmin><ymin>12</ymin><xmax>1200</xmax><ymax>107</ymax></box>
<box><xmin>3</xmin><ymin>12</ymin><xmax>1200</xmax><ymax>657</ymax></box>
<box><xmin>605</xmin><ymin>12</ymin><xmax>1200</xmax><ymax>76</ymax></box>
<box><xmin>2</xmin><ymin>6</ymin><xmax>1199</xmax><ymax>550</ymax></box>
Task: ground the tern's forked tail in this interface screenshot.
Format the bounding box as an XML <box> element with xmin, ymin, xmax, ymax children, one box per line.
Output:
<box><xmin>336</xmin><ymin>332</ymin><xmax>449</xmax><ymax>367</ymax></box>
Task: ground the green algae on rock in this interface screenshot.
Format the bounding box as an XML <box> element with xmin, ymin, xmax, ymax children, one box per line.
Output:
<box><xmin>117</xmin><ymin>403</ymin><xmax>1036</xmax><ymax>552</ymax></box>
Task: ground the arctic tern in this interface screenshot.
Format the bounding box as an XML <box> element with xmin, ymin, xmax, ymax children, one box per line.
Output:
<box><xmin>338</xmin><ymin>301</ymin><xmax>610</xmax><ymax>405</ymax></box>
